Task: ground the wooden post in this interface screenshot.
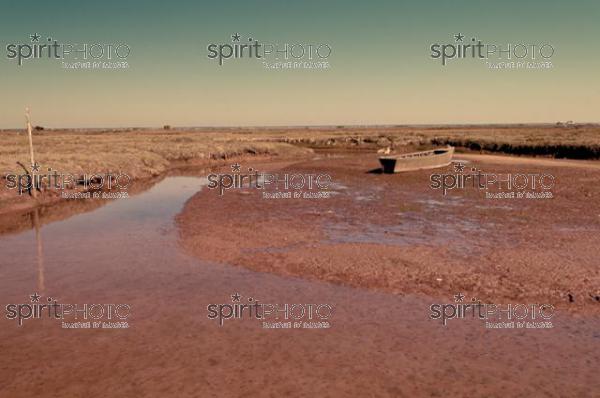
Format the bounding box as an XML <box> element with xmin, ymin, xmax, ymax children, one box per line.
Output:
<box><xmin>25</xmin><ymin>107</ymin><xmax>37</xmax><ymax>198</ymax></box>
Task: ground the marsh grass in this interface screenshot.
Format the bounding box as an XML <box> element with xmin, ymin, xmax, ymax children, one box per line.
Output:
<box><xmin>1</xmin><ymin>124</ymin><xmax>598</xmax><ymax>181</ymax></box>
<box><xmin>0</xmin><ymin>129</ymin><xmax>311</xmax><ymax>179</ymax></box>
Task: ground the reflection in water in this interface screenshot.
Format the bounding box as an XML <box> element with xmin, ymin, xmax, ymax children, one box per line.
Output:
<box><xmin>0</xmin><ymin>176</ymin><xmax>163</xmax><ymax>238</ymax></box>
<box><xmin>32</xmin><ymin>208</ymin><xmax>44</xmax><ymax>294</ymax></box>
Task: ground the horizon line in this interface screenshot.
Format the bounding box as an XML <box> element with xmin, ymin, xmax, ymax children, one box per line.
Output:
<box><xmin>1</xmin><ymin>121</ymin><xmax>598</xmax><ymax>131</ymax></box>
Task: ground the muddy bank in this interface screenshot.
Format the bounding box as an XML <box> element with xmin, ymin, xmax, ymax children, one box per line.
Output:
<box><xmin>177</xmin><ymin>151</ymin><xmax>600</xmax><ymax>313</ymax></box>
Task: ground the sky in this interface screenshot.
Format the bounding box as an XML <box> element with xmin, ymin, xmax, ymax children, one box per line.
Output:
<box><xmin>0</xmin><ymin>0</ymin><xmax>598</xmax><ymax>128</ymax></box>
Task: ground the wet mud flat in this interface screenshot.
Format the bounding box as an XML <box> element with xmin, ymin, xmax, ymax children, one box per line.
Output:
<box><xmin>178</xmin><ymin>152</ymin><xmax>600</xmax><ymax>313</ymax></box>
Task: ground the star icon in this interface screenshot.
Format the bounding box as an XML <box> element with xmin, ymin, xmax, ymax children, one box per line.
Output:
<box><xmin>454</xmin><ymin>292</ymin><xmax>465</xmax><ymax>303</ymax></box>
<box><xmin>31</xmin><ymin>162</ymin><xmax>40</xmax><ymax>172</ymax></box>
<box><xmin>231</xmin><ymin>33</ymin><xmax>241</xmax><ymax>42</ymax></box>
<box><xmin>453</xmin><ymin>162</ymin><xmax>465</xmax><ymax>173</ymax></box>
<box><xmin>30</xmin><ymin>293</ymin><xmax>41</xmax><ymax>302</ymax></box>
<box><xmin>454</xmin><ymin>33</ymin><xmax>465</xmax><ymax>42</ymax></box>
<box><xmin>30</xmin><ymin>33</ymin><xmax>41</xmax><ymax>42</ymax></box>
<box><xmin>231</xmin><ymin>163</ymin><xmax>241</xmax><ymax>172</ymax></box>
<box><xmin>231</xmin><ymin>292</ymin><xmax>241</xmax><ymax>302</ymax></box>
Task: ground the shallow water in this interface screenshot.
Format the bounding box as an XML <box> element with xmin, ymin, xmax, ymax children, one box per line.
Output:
<box><xmin>0</xmin><ymin>177</ymin><xmax>203</xmax><ymax>295</ymax></box>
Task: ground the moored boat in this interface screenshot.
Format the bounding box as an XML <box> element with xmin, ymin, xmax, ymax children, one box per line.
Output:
<box><xmin>379</xmin><ymin>146</ymin><xmax>454</xmax><ymax>173</ymax></box>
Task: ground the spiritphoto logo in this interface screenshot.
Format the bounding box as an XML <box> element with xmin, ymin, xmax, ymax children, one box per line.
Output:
<box><xmin>207</xmin><ymin>33</ymin><xmax>332</xmax><ymax>70</ymax></box>
<box><xmin>4</xmin><ymin>293</ymin><xmax>130</xmax><ymax>329</ymax></box>
<box><xmin>430</xmin><ymin>162</ymin><xmax>554</xmax><ymax>199</ymax></box>
<box><xmin>430</xmin><ymin>33</ymin><xmax>554</xmax><ymax>70</ymax></box>
<box><xmin>5</xmin><ymin>33</ymin><xmax>130</xmax><ymax>69</ymax></box>
<box><xmin>207</xmin><ymin>292</ymin><xmax>334</xmax><ymax>329</ymax></box>
<box><xmin>429</xmin><ymin>293</ymin><xmax>554</xmax><ymax>329</ymax></box>
<box><xmin>207</xmin><ymin>163</ymin><xmax>333</xmax><ymax>199</ymax></box>
<box><xmin>4</xmin><ymin>162</ymin><xmax>131</xmax><ymax>199</ymax></box>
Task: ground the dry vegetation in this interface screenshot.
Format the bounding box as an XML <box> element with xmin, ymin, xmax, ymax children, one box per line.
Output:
<box><xmin>1</xmin><ymin>124</ymin><xmax>598</xmax><ymax>177</ymax></box>
<box><xmin>0</xmin><ymin>124</ymin><xmax>598</xmax><ymax>213</ymax></box>
<box><xmin>0</xmin><ymin>129</ymin><xmax>311</xmax><ymax>179</ymax></box>
<box><xmin>0</xmin><ymin>128</ymin><xmax>311</xmax><ymax>214</ymax></box>
<box><xmin>267</xmin><ymin>124</ymin><xmax>600</xmax><ymax>158</ymax></box>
